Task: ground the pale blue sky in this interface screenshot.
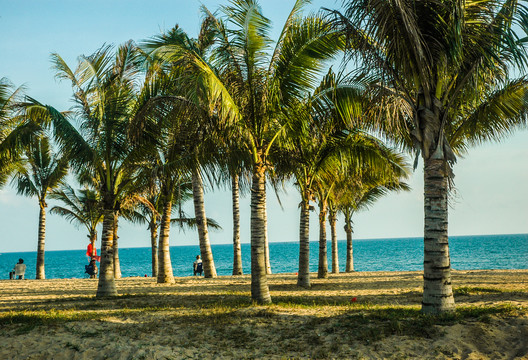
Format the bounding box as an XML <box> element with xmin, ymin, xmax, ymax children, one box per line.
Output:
<box><xmin>0</xmin><ymin>0</ymin><xmax>526</xmax><ymax>253</ymax></box>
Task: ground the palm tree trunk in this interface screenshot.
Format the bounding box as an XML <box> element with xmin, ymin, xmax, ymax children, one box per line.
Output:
<box><xmin>232</xmin><ymin>174</ymin><xmax>243</xmax><ymax>275</ymax></box>
<box><xmin>264</xmin><ymin>205</ymin><xmax>272</xmax><ymax>274</ymax></box>
<box><xmin>157</xmin><ymin>199</ymin><xmax>175</xmax><ymax>284</ymax></box>
<box><xmin>250</xmin><ymin>162</ymin><xmax>272</xmax><ymax>304</ymax></box>
<box><xmin>317</xmin><ymin>200</ymin><xmax>328</xmax><ymax>279</ymax></box>
<box><xmin>96</xmin><ymin>209</ymin><xmax>117</xmax><ymax>297</ymax></box>
<box><xmin>329</xmin><ymin>210</ymin><xmax>339</xmax><ymax>274</ymax></box>
<box><xmin>89</xmin><ymin>230</ymin><xmax>97</xmax><ymax>257</ymax></box>
<box><xmin>150</xmin><ymin>217</ymin><xmax>158</xmax><ymax>278</ymax></box>
<box><xmin>297</xmin><ymin>191</ymin><xmax>311</xmax><ymax>288</ymax></box>
<box><xmin>192</xmin><ymin>168</ymin><xmax>217</xmax><ymax>278</ymax></box>
<box><xmin>422</xmin><ymin>157</ymin><xmax>455</xmax><ymax>314</ymax></box>
<box><xmin>345</xmin><ymin>213</ymin><xmax>354</xmax><ymax>272</ymax></box>
<box><xmin>113</xmin><ymin>214</ymin><xmax>121</xmax><ymax>279</ymax></box>
<box><xmin>36</xmin><ymin>203</ymin><xmax>46</xmax><ymax>279</ymax></box>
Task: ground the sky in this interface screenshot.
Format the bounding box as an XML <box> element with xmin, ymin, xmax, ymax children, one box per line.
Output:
<box><xmin>0</xmin><ymin>0</ymin><xmax>527</xmax><ymax>253</ymax></box>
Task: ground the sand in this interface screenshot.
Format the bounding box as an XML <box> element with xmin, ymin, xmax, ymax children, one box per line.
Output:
<box><xmin>0</xmin><ymin>269</ymin><xmax>527</xmax><ymax>359</ymax></box>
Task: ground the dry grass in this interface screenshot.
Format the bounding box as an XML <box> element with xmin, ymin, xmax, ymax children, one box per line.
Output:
<box><xmin>0</xmin><ymin>270</ymin><xmax>527</xmax><ymax>359</ymax></box>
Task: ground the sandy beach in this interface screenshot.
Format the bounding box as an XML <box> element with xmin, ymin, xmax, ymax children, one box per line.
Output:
<box><xmin>0</xmin><ymin>270</ymin><xmax>527</xmax><ymax>359</ymax></box>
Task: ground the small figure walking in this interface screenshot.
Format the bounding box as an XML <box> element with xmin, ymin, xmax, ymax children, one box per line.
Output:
<box><xmin>193</xmin><ymin>255</ymin><xmax>203</xmax><ymax>276</ymax></box>
<box><xmin>9</xmin><ymin>258</ymin><xmax>26</xmax><ymax>280</ymax></box>
<box><xmin>85</xmin><ymin>258</ymin><xmax>98</xmax><ymax>279</ymax></box>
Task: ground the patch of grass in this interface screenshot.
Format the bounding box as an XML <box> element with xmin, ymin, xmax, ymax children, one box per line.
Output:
<box><xmin>273</xmin><ymin>296</ymin><xmax>350</xmax><ymax>308</ymax></box>
<box><xmin>324</xmin><ymin>303</ymin><xmax>526</xmax><ymax>344</ymax></box>
<box><xmin>0</xmin><ymin>309</ymin><xmax>100</xmax><ymax>326</ymax></box>
<box><xmin>454</xmin><ymin>286</ymin><xmax>504</xmax><ymax>295</ymax></box>
<box><xmin>0</xmin><ymin>309</ymin><xmax>101</xmax><ymax>334</ymax></box>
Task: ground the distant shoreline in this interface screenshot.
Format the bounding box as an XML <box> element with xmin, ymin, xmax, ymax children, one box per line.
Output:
<box><xmin>1</xmin><ymin>232</ymin><xmax>526</xmax><ymax>254</ymax></box>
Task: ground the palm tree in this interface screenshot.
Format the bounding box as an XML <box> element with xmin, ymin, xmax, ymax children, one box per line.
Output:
<box><xmin>335</xmin><ymin>170</ymin><xmax>410</xmax><ymax>272</ymax></box>
<box><xmin>23</xmin><ymin>42</ymin><xmax>143</xmax><ymax>296</ymax></box>
<box><xmin>327</xmin><ymin>199</ymin><xmax>339</xmax><ymax>273</ymax></box>
<box><xmin>142</xmin><ymin>21</ymin><xmax>225</xmax><ymax>280</ymax></box>
<box><xmin>49</xmin><ymin>185</ymin><xmax>103</xmax><ymax>258</ymax></box>
<box><xmin>231</xmin><ymin>173</ymin><xmax>243</xmax><ymax>275</ymax></box>
<box><xmin>0</xmin><ymin>78</ymin><xmax>28</xmax><ymax>187</ymax></box>
<box><xmin>282</xmin><ymin>69</ymin><xmax>410</xmax><ymax>286</ymax></box>
<box><xmin>13</xmin><ymin>135</ymin><xmax>68</xmax><ymax>279</ymax></box>
<box><xmin>141</xmin><ymin>136</ymin><xmax>195</xmax><ymax>284</ymax></box>
<box><xmin>145</xmin><ymin>0</ymin><xmax>344</xmax><ymax>302</ymax></box>
<box><xmin>209</xmin><ymin>0</ymin><xmax>345</xmax><ymax>301</ymax></box>
<box><xmin>333</xmin><ymin>0</ymin><xmax>528</xmax><ymax>313</ymax></box>
<box><xmin>214</xmin><ymin>133</ymin><xmax>252</xmax><ymax>276</ymax></box>
<box><xmin>191</xmin><ymin>166</ymin><xmax>218</xmax><ymax>278</ymax></box>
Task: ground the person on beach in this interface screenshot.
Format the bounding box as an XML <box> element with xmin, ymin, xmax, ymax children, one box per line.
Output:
<box><xmin>85</xmin><ymin>258</ymin><xmax>98</xmax><ymax>279</ymax></box>
<box><xmin>193</xmin><ymin>255</ymin><xmax>203</xmax><ymax>276</ymax></box>
<box><xmin>9</xmin><ymin>258</ymin><xmax>26</xmax><ymax>280</ymax></box>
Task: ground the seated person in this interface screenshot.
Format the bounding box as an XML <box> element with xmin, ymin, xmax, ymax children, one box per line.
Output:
<box><xmin>85</xmin><ymin>258</ymin><xmax>98</xmax><ymax>279</ymax></box>
<box><xmin>193</xmin><ymin>255</ymin><xmax>203</xmax><ymax>276</ymax></box>
<box><xmin>9</xmin><ymin>258</ymin><xmax>26</xmax><ymax>280</ymax></box>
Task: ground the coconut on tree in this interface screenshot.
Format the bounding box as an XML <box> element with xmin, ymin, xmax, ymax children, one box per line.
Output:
<box><xmin>332</xmin><ymin>0</ymin><xmax>528</xmax><ymax>313</ymax></box>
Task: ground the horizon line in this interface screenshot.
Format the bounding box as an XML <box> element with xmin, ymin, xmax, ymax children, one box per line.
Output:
<box><xmin>1</xmin><ymin>232</ymin><xmax>526</xmax><ymax>254</ymax></box>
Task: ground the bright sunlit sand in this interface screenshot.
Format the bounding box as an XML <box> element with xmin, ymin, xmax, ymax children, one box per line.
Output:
<box><xmin>0</xmin><ymin>270</ymin><xmax>527</xmax><ymax>359</ymax></box>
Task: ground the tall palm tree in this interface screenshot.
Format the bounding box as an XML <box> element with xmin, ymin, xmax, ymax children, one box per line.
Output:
<box><xmin>231</xmin><ymin>173</ymin><xmax>243</xmax><ymax>275</ymax></box>
<box><xmin>209</xmin><ymin>0</ymin><xmax>345</xmax><ymax>301</ymax></box>
<box><xmin>141</xmin><ymin>135</ymin><xmax>195</xmax><ymax>284</ymax></box>
<box><xmin>13</xmin><ymin>135</ymin><xmax>68</xmax><ymax>279</ymax></box>
<box><xmin>23</xmin><ymin>42</ymin><xmax>143</xmax><ymax>296</ymax></box>
<box><xmin>327</xmin><ymin>199</ymin><xmax>339</xmax><ymax>273</ymax></box>
<box><xmin>49</xmin><ymin>185</ymin><xmax>103</xmax><ymax>258</ymax></box>
<box><xmin>142</xmin><ymin>21</ymin><xmax>224</xmax><ymax>280</ymax></box>
<box><xmin>145</xmin><ymin>0</ymin><xmax>344</xmax><ymax>302</ymax></box>
<box><xmin>214</xmin><ymin>133</ymin><xmax>252</xmax><ymax>276</ymax></box>
<box><xmin>333</xmin><ymin>0</ymin><xmax>528</xmax><ymax>313</ymax></box>
<box><xmin>191</xmin><ymin>166</ymin><xmax>218</xmax><ymax>278</ymax></box>
<box><xmin>131</xmin><ymin>60</ymin><xmax>223</xmax><ymax>282</ymax></box>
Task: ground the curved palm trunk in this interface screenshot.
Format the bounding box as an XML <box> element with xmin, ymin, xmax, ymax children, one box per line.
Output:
<box><xmin>36</xmin><ymin>203</ymin><xmax>46</xmax><ymax>279</ymax></box>
<box><xmin>250</xmin><ymin>163</ymin><xmax>272</xmax><ymax>304</ymax></box>
<box><xmin>232</xmin><ymin>175</ymin><xmax>243</xmax><ymax>275</ymax></box>
<box><xmin>317</xmin><ymin>200</ymin><xmax>328</xmax><ymax>279</ymax></box>
<box><xmin>297</xmin><ymin>191</ymin><xmax>311</xmax><ymax>288</ymax></box>
<box><xmin>329</xmin><ymin>209</ymin><xmax>339</xmax><ymax>274</ymax></box>
<box><xmin>96</xmin><ymin>209</ymin><xmax>117</xmax><ymax>297</ymax></box>
<box><xmin>344</xmin><ymin>212</ymin><xmax>354</xmax><ymax>272</ymax></box>
<box><xmin>150</xmin><ymin>217</ymin><xmax>158</xmax><ymax>278</ymax></box>
<box><xmin>192</xmin><ymin>168</ymin><xmax>217</xmax><ymax>278</ymax></box>
<box><xmin>264</xmin><ymin>205</ymin><xmax>272</xmax><ymax>274</ymax></box>
<box><xmin>422</xmin><ymin>158</ymin><xmax>455</xmax><ymax>314</ymax></box>
<box><xmin>113</xmin><ymin>214</ymin><xmax>121</xmax><ymax>279</ymax></box>
<box><xmin>157</xmin><ymin>199</ymin><xmax>175</xmax><ymax>283</ymax></box>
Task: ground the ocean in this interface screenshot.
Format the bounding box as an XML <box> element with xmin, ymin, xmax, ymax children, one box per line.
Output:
<box><xmin>1</xmin><ymin>234</ymin><xmax>526</xmax><ymax>280</ymax></box>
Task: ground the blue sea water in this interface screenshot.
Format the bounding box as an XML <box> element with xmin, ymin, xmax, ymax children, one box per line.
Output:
<box><xmin>0</xmin><ymin>234</ymin><xmax>526</xmax><ymax>280</ymax></box>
